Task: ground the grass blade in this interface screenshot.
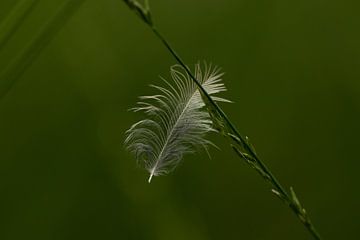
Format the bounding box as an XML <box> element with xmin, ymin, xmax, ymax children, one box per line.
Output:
<box><xmin>122</xmin><ymin>1</ymin><xmax>322</xmax><ymax>239</ymax></box>
<box><xmin>0</xmin><ymin>0</ymin><xmax>87</xmax><ymax>100</ymax></box>
<box><xmin>0</xmin><ymin>0</ymin><xmax>39</xmax><ymax>51</ymax></box>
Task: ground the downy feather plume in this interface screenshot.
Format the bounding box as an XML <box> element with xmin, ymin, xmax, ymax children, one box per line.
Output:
<box><xmin>125</xmin><ymin>63</ymin><xmax>230</xmax><ymax>182</ymax></box>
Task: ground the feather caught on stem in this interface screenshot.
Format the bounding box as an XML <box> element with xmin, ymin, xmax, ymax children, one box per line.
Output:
<box><xmin>125</xmin><ymin>64</ymin><xmax>229</xmax><ymax>182</ymax></box>
<box><xmin>122</xmin><ymin>1</ymin><xmax>322</xmax><ymax>239</ymax></box>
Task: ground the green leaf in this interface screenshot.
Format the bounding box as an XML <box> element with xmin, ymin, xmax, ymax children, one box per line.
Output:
<box><xmin>290</xmin><ymin>187</ymin><xmax>302</xmax><ymax>208</ymax></box>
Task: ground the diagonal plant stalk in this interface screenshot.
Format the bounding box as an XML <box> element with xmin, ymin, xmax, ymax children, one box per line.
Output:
<box><xmin>0</xmin><ymin>0</ymin><xmax>39</xmax><ymax>51</ymax></box>
<box><xmin>0</xmin><ymin>0</ymin><xmax>87</xmax><ymax>101</ymax></box>
<box><xmin>122</xmin><ymin>1</ymin><xmax>322</xmax><ymax>239</ymax></box>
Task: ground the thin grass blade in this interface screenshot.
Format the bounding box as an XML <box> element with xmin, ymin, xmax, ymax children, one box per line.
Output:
<box><xmin>0</xmin><ymin>0</ymin><xmax>39</xmax><ymax>51</ymax></box>
<box><xmin>0</xmin><ymin>0</ymin><xmax>87</xmax><ymax>100</ymax></box>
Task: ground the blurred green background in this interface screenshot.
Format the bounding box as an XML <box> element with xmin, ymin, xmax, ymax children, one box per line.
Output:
<box><xmin>0</xmin><ymin>0</ymin><xmax>359</xmax><ymax>239</ymax></box>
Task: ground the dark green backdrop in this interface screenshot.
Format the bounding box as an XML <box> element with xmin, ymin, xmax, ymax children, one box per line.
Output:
<box><xmin>0</xmin><ymin>0</ymin><xmax>359</xmax><ymax>239</ymax></box>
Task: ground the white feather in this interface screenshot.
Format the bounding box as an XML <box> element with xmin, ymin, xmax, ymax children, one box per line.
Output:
<box><xmin>125</xmin><ymin>63</ymin><xmax>229</xmax><ymax>182</ymax></box>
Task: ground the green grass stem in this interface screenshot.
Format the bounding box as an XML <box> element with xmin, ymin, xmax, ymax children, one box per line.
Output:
<box><xmin>0</xmin><ymin>0</ymin><xmax>39</xmax><ymax>51</ymax></box>
<box><xmin>0</xmin><ymin>0</ymin><xmax>86</xmax><ymax>100</ymax></box>
<box><xmin>122</xmin><ymin>1</ymin><xmax>322</xmax><ymax>239</ymax></box>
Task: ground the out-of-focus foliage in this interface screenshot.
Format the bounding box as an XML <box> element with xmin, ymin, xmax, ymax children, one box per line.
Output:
<box><xmin>0</xmin><ymin>0</ymin><xmax>359</xmax><ymax>239</ymax></box>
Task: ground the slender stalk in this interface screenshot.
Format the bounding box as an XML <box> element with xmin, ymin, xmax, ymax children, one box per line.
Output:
<box><xmin>122</xmin><ymin>1</ymin><xmax>322</xmax><ymax>239</ymax></box>
<box><xmin>0</xmin><ymin>0</ymin><xmax>39</xmax><ymax>51</ymax></box>
<box><xmin>0</xmin><ymin>0</ymin><xmax>86</xmax><ymax>101</ymax></box>
<box><xmin>154</xmin><ymin>26</ymin><xmax>321</xmax><ymax>239</ymax></box>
